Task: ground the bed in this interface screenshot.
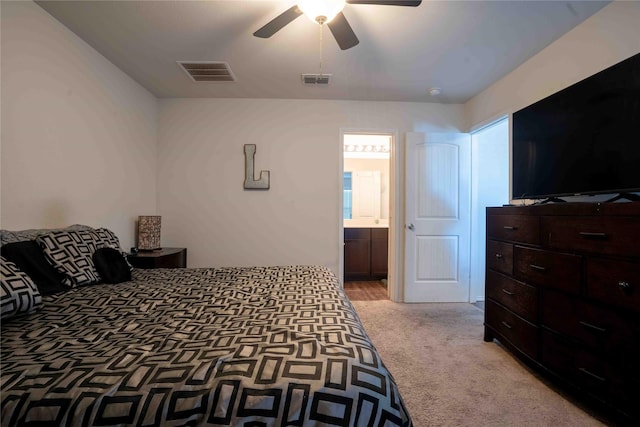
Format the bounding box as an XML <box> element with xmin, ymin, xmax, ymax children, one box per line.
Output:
<box><xmin>1</xmin><ymin>226</ymin><xmax>412</xmax><ymax>426</ymax></box>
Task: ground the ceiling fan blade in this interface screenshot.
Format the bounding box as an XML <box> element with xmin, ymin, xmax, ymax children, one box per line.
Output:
<box><xmin>253</xmin><ymin>6</ymin><xmax>303</xmax><ymax>38</ymax></box>
<box><xmin>327</xmin><ymin>12</ymin><xmax>359</xmax><ymax>50</ymax></box>
<box><xmin>346</xmin><ymin>1</ymin><xmax>422</xmax><ymax>6</ymax></box>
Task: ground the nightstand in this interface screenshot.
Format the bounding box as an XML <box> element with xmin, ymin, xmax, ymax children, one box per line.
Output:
<box><xmin>127</xmin><ymin>247</ymin><xmax>187</xmax><ymax>269</ymax></box>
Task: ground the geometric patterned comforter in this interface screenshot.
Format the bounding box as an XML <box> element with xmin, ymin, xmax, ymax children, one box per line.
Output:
<box><xmin>1</xmin><ymin>265</ymin><xmax>412</xmax><ymax>426</ymax></box>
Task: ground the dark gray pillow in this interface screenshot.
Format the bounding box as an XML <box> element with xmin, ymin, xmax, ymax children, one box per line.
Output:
<box><xmin>92</xmin><ymin>228</ymin><xmax>133</xmax><ymax>270</ymax></box>
<box><xmin>1</xmin><ymin>241</ymin><xmax>66</xmax><ymax>295</ymax></box>
<box><xmin>0</xmin><ymin>224</ymin><xmax>93</xmax><ymax>246</ymax></box>
<box><xmin>92</xmin><ymin>247</ymin><xmax>131</xmax><ymax>284</ymax></box>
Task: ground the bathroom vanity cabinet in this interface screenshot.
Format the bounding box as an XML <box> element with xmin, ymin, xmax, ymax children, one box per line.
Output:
<box><xmin>344</xmin><ymin>227</ymin><xmax>388</xmax><ymax>281</ymax></box>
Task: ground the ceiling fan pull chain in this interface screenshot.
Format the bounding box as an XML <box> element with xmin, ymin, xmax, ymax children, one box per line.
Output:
<box><xmin>319</xmin><ymin>23</ymin><xmax>324</xmax><ymax>76</ymax></box>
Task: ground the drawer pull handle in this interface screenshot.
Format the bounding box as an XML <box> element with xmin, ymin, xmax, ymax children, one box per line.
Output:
<box><xmin>495</xmin><ymin>253</ymin><xmax>503</xmax><ymax>259</ymax></box>
<box><xmin>501</xmin><ymin>321</ymin><xmax>512</xmax><ymax>329</ymax></box>
<box><xmin>579</xmin><ymin>321</ymin><xmax>607</xmax><ymax>334</ymax></box>
<box><xmin>529</xmin><ymin>264</ymin><xmax>547</xmax><ymax>272</ymax></box>
<box><xmin>618</xmin><ymin>281</ymin><xmax>632</xmax><ymax>294</ymax></box>
<box><xmin>578</xmin><ymin>232</ymin><xmax>608</xmax><ymax>240</ymax></box>
<box><xmin>578</xmin><ymin>367</ymin><xmax>606</xmax><ymax>383</ymax></box>
<box><xmin>501</xmin><ymin>289</ymin><xmax>514</xmax><ymax>296</ymax></box>
<box><xmin>503</xmin><ymin>226</ymin><xmax>518</xmax><ymax>230</ymax></box>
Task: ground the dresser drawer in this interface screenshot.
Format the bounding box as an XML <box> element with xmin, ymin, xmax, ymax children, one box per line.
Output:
<box><xmin>542</xmin><ymin>329</ymin><xmax>640</xmax><ymax>420</ymax></box>
<box><xmin>514</xmin><ymin>246</ymin><xmax>581</xmax><ymax>294</ymax></box>
<box><xmin>485</xmin><ymin>300</ymin><xmax>538</xmax><ymax>360</ymax></box>
<box><xmin>541</xmin><ymin>331</ymin><xmax>608</xmax><ymax>396</ymax></box>
<box><xmin>486</xmin><ymin>240</ymin><xmax>513</xmax><ymax>275</ymax></box>
<box><xmin>586</xmin><ymin>258</ymin><xmax>640</xmax><ymax>311</ymax></box>
<box><xmin>486</xmin><ymin>270</ymin><xmax>537</xmax><ymax>322</ymax></box>
<box><xmin>542</xmin><ymin>216</ymin><xmax>640</xmax><ymax>257</ymax></box>
<box><xmin>487</xmin><ymin>214</ymin><xmax>540</xmax><ymax>244</ymax></box>
<box><xmin>542</xmin><ymin>290</ymin><xmax>640</xmax><ymax>355</ymax></box>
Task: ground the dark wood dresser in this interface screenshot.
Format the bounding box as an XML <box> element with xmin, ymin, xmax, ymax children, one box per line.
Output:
<box><xmin>127</xmin><ymin>247</ymin><xmax>187</xmax><ymax>269</ymax></box>
<box><xmin>484</xmin><ymin>202</ymin><xmax>640</xmax><ymax>423</ymax></box>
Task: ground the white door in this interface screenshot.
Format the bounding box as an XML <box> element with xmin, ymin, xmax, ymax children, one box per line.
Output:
<box><xmin>404</xmin><ymin>132</ymin><xmax>471</xmax><ymax>302</ymax></box>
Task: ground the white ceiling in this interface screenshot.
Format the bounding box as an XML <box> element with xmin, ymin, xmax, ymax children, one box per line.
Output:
<box><xmin>35</xmin><ymin>0</ymin><xmax>610</xmax><ymax>103</ymax></box>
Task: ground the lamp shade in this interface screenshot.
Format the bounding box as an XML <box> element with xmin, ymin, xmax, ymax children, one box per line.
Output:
<box><xmin>137</xmin><ymin>216</ymin><xmax>161</xmax><ymax>250</ymax></box>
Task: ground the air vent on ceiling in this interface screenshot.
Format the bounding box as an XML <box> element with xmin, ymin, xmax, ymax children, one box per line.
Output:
<box><xmin>302</xmin><ymin>74</ymin><xmax>332</xmax><ymax>85</ymax></box>
<box><xmin>178</xmin><ymin>61</ymin><xmax>236</xmax><ymax>82</ymax></box>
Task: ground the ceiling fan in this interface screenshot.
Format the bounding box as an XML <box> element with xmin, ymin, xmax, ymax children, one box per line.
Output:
<box><xmin>254</xmin><ymin>0</ymin><xmax>422</xmax><ymax>50</ymax></box>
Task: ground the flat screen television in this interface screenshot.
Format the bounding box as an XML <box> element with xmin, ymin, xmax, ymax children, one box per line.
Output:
<box><xmin>512</xmin><ymin>53</ymin><xmax>640</xmax><ymax>200</ymax></box>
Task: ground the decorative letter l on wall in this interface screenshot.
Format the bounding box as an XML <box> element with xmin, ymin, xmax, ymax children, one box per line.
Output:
<box><xmin>243</xmin><ymin>144</ymin><xmax>270</xmax><ymax>190</ymax></box>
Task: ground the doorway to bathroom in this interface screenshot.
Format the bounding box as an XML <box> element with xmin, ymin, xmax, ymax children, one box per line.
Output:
<box><xmin>341</xmin><ymin>133</ymin><xmax>393</xmax><ymax>301</ymax></box>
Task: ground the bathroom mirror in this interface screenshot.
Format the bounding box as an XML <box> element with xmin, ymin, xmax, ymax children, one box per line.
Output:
<box><xmin>343</xmin><ymin>134</ymin><xmax>390</xmax><ymax>228</ymax></box>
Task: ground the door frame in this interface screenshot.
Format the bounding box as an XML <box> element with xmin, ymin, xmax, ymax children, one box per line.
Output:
<box><xmin>338</xmin><ymin>128</ymin><xmax>403</xmax><ymax>302</ymax></box>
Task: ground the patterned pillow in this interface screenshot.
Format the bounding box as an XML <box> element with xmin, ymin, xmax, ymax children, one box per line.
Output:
<box><xmin>1</xmin><ymin>256</ymin><xmax>43</xmax><ymax>319</ymax></box>
<box><xmin>37</xmin><ymin>230</ymin><xmax>100</xmax><ymax>288</ymax></box>
<box><xmin>92</xmin><ymin>228</ymin><xmax>121</xmax><ymax>249</ymax></box>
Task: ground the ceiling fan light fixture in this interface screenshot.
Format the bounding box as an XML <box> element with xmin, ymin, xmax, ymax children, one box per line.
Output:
<box><xmin>298</xmin><ymin>0</ymin><xmax>345</xmax><ymax>24</ymax></box>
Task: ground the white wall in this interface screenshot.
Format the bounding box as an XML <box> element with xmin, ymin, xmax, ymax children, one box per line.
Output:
<box><xmin>158</xmin><ymin>99</ymin><xmax>464</xmax><ymax>273</ymax></box>
<box><xmin>470</xmin><ymin>119</ymin><xmax>509</xmax><ymax>302</ymax></box>
<box><xmin>465</xmin><ymin>1</ymin><xmax>640</xmax><ymax>128</ymax></box>
<box><xmin>0</xmin><ymin>1</ymin><xmax>158</xmax><ymax>250</ymax></box>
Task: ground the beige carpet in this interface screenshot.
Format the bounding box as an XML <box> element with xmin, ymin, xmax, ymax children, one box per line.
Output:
<box><xmin>351</xmin><ymin>300</ymin><xmax>616</xmax><ymax>427</ymax></box>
